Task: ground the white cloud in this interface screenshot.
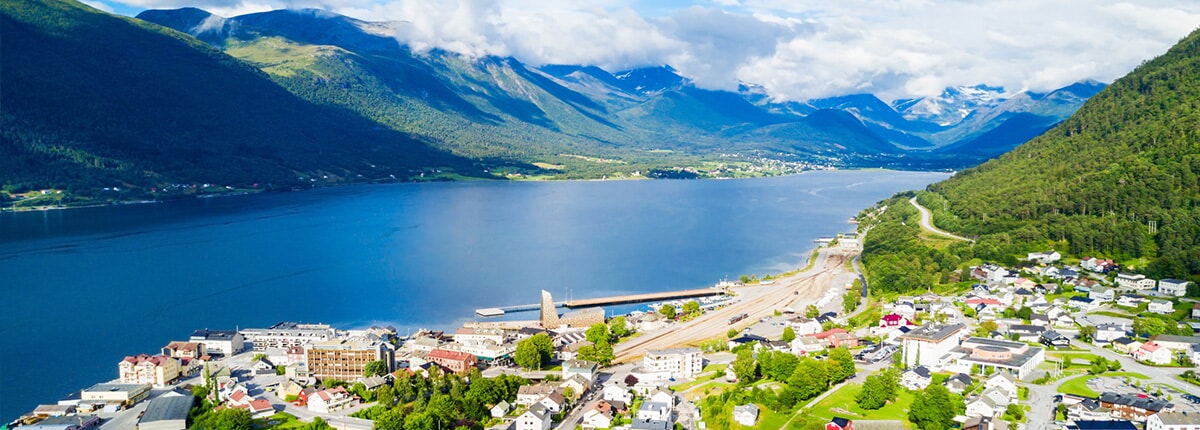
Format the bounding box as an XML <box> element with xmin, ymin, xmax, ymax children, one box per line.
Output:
<box><xmin>110</xmin><ymin>0</ymin><xmax>1200</xmax><ymax>101</ymax></box>
<box><xmin>80</xmin><ymin>0</ymin><xmax>116</xmax><ymax>12</ymax></box>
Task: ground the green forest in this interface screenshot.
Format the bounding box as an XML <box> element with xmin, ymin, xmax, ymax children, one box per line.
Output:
<box><xmin>861</xmin><ymin>26</ymin><xmax>1200</xmax><ymax>291</ymax></box>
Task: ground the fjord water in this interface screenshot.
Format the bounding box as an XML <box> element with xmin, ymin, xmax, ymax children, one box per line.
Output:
<box><xmin>0</xmin><ymin>170</ymin><xmax>947</xmax><ymax>418</ymax></box>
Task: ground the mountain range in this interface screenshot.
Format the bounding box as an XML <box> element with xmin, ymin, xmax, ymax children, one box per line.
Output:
<box><xmin>2</xmin><ymin>0</ymin><xmax>1105</xmax><ymax>204</ymax></box>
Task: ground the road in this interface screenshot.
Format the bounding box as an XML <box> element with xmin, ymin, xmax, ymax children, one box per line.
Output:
<box><xmin>908</xmin><ymin>197</ymin><xmax>973</xmax><ymax>242</ymax></box>
<box><xmin>613</xmin><ymin>246</ymin><xmax>858</xmax><ymax>362</ymax></box>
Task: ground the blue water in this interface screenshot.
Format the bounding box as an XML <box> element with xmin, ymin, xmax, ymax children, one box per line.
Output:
<box><xmin>0</xmin><ymin>170</ymin><xmax>947</xmax><ymax>418</ymax></box>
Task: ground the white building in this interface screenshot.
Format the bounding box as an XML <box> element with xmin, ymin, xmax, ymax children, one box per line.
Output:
<box><xmin>190</xmin><ymin>329</ymin><xmax>245</xmax><ymax>356</ymax></box>
<box><xmin>1147</xmin><ymin>412</ymin><xmax>1200</xmax><ymax>430</ymax></box>
<box><xmin>1116</xmin><ymin>273</ymin><xmax>1156</xmax><ymax>290</ymax></box>
<box><xmin>899</xmin><ymin>324</ymin><xmax>965</xmax><ymax>368</ymax></box>
<box><xmin>732</xmin><ymin>404</ymin><xmax>759</xmax><ymax>427</ymax></box>
<box><xmin>1159</xmin><ymin>279</ymin><xmax>1190</xmax><ymax>297</ymax></box>
<box><xmin>240</xmin><ymin>322</ymin><xmax>338</xmax><ymax>351</ymax></box>
<box><xmin>516</xmin><ymin>404</ymin><xmax>553</xmax><ymax>430</ymax></box>
<box><xmin>1026</xmin><ymin>251</ymin><xmax>1061</xmax><ymax>264</ymax></box>
<box><xmin>643</xmin><ymin>348</ymin><xmax>703</xmax><ymax>379</ymax></box>
<box><xmin>1148</xmin><ymin>300</ymin><xmax>1175</xmax><ymax>315</ymax></box>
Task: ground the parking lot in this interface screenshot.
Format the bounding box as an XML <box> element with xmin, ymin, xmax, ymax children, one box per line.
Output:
<box><xmin>1085</xmin><ymin>376</ymin><xmax>1200</xmax><ymax>413</ymax></box>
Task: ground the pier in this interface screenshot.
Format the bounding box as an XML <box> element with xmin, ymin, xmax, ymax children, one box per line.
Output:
<box><xmin>476</xmin><ymin>287</ymin><xmax>727</xmax><ymax>317</ymax></box>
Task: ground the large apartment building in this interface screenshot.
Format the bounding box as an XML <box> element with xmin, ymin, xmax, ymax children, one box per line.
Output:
<box><xmin>643</xmin><ymin>348</ymin><xmax>703</xmax><ymax>379</ymax></box>
<box><xmin>306</xmin><ymin>337</ymin><xmax>394</xmax><ymax>380</ymax></box>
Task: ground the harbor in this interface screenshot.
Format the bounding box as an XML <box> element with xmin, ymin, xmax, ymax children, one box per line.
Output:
<box><xmin>475</xmin><ymin>285</ymin><xmax>729</xmax><ymax>317</ymax></box>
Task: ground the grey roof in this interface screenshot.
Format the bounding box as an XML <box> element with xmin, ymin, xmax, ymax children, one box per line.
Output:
<box><xmin>630</xmin><ymin>419</ymin><xmax>671</xmax><ymax>430</ymax></box>
<box><xmin>1150</xmin><ymin>334</ymin><xmax>1200</xmax><ymax>344</ymax></box>
<box><xmin>1154</xmin><ymin>412</ymin><xmax>1200</xmax><ymax>425</ymax></box>
<box><xmin>901</xmin><ymin>324</ymin><xmax>965</xmax><ymax>342</ymax></box>
<box><xmin>1098</xmin><ymin>392</ymin><xmax>1170</xmax><ymax>412</ymax></box>
<box><xmin>1112</xmin><ymin>337</ymin><xmax>1136</xmax><ymax>345</ymax></box>
<box><xmin>909</xmin><ymin>366</ymin><xmax>932</xmax><ymax>378</ymax></box>
<box><xmin>139</xmin><ymin>393</ymin><xmax>193</xmax><ymax>423</ymax></box>
<box><xmin>1065</xmin><ymin>420</ymin><xmax>1136</xmax><ymax>430</ymax></box>
<box><xmin>946</xmin><ymin>373</ymin><xmax>975</xmax><ymax>385</ymax></box>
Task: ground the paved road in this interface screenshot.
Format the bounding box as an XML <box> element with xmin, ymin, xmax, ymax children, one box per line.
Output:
<box><xmin>908</xmin><ymin>197</ymin><xmax>973</xmax><ymax>242</ymax></box>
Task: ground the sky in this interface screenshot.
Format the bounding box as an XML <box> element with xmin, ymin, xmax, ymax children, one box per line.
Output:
<box><xmin>84</xmin><ymin>0</ymin><xmax>1200</xmax><ymax>102</ymax></box>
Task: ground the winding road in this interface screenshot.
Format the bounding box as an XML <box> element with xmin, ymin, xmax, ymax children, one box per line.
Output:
<box><xmin>908</xmin><ymin>197</ymin><xmax>973</xmax><ymax>242</ymax></box>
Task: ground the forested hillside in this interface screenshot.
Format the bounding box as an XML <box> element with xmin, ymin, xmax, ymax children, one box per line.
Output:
<box><xmin>0</xmin><ymin>0</ymin><xmax>481</xmax><ymax>205</ymax></box>
<box><xmin>861</xmin><ymin>26</ymin><xmax>1200</xmax><ymax>293</ymax></box>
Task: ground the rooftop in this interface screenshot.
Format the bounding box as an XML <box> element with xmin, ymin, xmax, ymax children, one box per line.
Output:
<box><xmin>900</xmin><ymin>323</ymin><xmax>965</xmax><ymax>342</ymax></box>
<box><xmin>139</xmin><ymin>393</ymin><xmax>192</xmax><ymax>423</ymax></box>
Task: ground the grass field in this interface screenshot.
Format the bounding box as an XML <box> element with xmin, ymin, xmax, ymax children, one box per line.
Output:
<box><xmin>804</xmin><ymin>383</ymin><xmax>915</xmax><ymax>425</ymax></box>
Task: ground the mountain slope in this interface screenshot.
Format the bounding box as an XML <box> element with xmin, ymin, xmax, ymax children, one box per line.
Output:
<box><xmin>862</xmin><ymin>26</ymin><xmax>1200</xmax><ymax>293</ymax></box>
<box><xmin>0</xmin><ymin>0</ymin><xmax>478</xmax><ymax>203</ymax></box>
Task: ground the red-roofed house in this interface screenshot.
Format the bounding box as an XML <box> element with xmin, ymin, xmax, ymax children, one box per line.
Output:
<box><xmin>879</xmin><ymin>313</ymin><xmax>914</xmax><ymax>328</ymax></box>
<box><xmin>118</xmin><ymin>354</ymin><xmax>181</xmax><ymax>386</ymax></box>
<box><xmin>814</xmin><ymin>329</ymin><xmax>860</xmax><ymax>348</ymax></box>
<box><xmin>308</xmin><ymin>387</ymin><xmax>355</xmax><ymax>413</ymax></box>
<box><xmin>1132</xmin><ymin>342</ymin><xmax>1171</xmax><ymax>365</ymax></box>
<box><xmin>427</xmin><ymin>348</ymin><xmax>477</xmax><ymax>373</ymax></box>
<box><xmin>965</xmin><ymin>298</ymin><xmax>1003</xmax><ymax>307</ymax></box>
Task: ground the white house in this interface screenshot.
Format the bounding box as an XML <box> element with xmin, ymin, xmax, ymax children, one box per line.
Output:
<box><xmin>1148</xmin><ymin>300</ymin><xmax>1175</xmax><ymax>315</ymax></box>
<box><xmin>1159</xmin><ymin>279</ymin><xmax>1190</xmax><ymax>297</ymax></box>
<box><xmin>1147</xmin><ymin>412</ymin><xmax>1200</xmax><ymax>430</ymax></box>
<box><xmin>647</xmin><ymin>389</ymin><xmax>674</xmax><ymax>406</ymax></box>
<box><xmin>901</xmin><ymin>366</ymin><xmax>933</xmax><ymax>390</ymax></box>
<box><xmin>581</xmin><ymin>407</ymin><xmax>613</xmax><ymax>430</ymax></box>
<box><xmin>516</xmin><ymin>404</ymin><xmax>552</xmax><ymax>430</ymax></box>
<box><xmin>1133</xmin><ymin>342</ymin><xmax>1172</xmax><ymax>365</ymax></box>
<box><xmin>732</xmin><ymin>404</ymin><xmax>759</xmax><ymax>427</ymax></box>
<box><xmin>636</xmin><ymin>401</ymin><xmax>671</xmax><ymax>421</ymax></box>
<box><xmin>787</xmin><ymin>317</ymin><xmax>823</xmax><ymax>336</ymax></box>
<box><xmin>1094</xmin><ymin>324</ymin><xmax>1129</xmax><ymax>344</ymax></box>
<box><xmin>538</xmin><ymin>392</ymin><xmax>566</xmax><ymax>413</ymax></box>
<box><xmin>603</xmin><ymin>384</ymin><xmax>633</xmax><ymax>404</ymax></box>
<box><xmin>307</xmin><ymin>387</ymin><xmax>354</xmax><ymax>413</ymax></box>
<box><xmin>965</xmin><ymin>396</ymin><xmax>999</xmax><ymax>418</ymax></box>
<box><xmin>1068</xmin><ymin>297</ymin><xmax>1099</xmax><ymax>311</ymax></box>
<box><xmin>1089</xmin><ymin>287</ymin><xmax>1114</xmax><ymax>302</ymax></box>
<box><xmin>1116</xmin><ymin>273</ymin><xmax>1156</xmax><ymax>290</ymax></box>
<box><xmin>490</xmin><ymin>401</ymin><xmax>510</xmax><ymax>418</ymax></box>
<box><xmin>985</xmin><ymin>373</ymin><xmax>1018</xmax><ymax>401</ymax></box>
<box><xmin>1027</xmin><ymin>251</ymin><xmax>1061</xmax><ymax>263</ymax></box>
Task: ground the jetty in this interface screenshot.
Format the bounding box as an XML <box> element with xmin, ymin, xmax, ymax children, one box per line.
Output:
<box><xmin>475</xmin><ymin>287</ymin><xmax>727</xmax><ymax>317</ymax></box>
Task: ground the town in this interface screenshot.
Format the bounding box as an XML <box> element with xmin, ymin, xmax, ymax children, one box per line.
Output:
<box><xmin>9</xmin><ymin>243</ymin><xmax>1200</xmax><ymax>430</ymax></box>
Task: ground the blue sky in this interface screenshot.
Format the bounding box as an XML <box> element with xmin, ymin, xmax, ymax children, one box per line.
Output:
<box><xmin>82</xmin><ymin>0</ymin><xmax>1200</xmax><ymax>101</ymax></box>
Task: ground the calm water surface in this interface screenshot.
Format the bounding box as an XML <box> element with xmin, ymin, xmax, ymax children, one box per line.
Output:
<box><xmin>0</xmin><ymin>170</ymin><xmax>947</xmax><ymax>418</ymax></box>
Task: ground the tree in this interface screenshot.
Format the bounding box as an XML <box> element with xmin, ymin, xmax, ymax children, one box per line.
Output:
<box><xmin>1078</xmin><ymin>325</ymin><xmax>1097</xmax><ymax>343</ymax></box>
<box><xmin>193</xmin><ymin>408</ymin><xmax>253</xmax><ymax>430</ymax></box>
<box><xmin>732</xmin><ymin>349</ymin><xmax>758</xmax><ymax>384</ymax></box>
<box><xmin>827</xmin><ymin>347</ymin><xmax>856</xmax><ymax>383</ymax></box>
<box><xmin>909</xmin><ymin>384</ymin><xmax>956</xmax><ymax>430</ymax></box>
<box><xmin>975</xmin><ymin>321</ymin><xmax>998</xmax><ymax>337</ymax></box>
<box><xmin>609</xmin><ymin>316</ymin><xmax>631</xmax><ymax>338</ymax></box>
<box><xmin>1108</xmin><ymin>360</ymin><xmax>1122</xmax><ymax>371</ymax></box>
<box><xmin>788</xmin><ymin>357</ymin><xmax>829</xmax><ymax>400</ymax></box>
<box><xmin>781</xmin><ymin>326</ymin><xmax>796</xmax><ymax>343</ymax></box>
<box><xmin>1134</xmin><ymin>318</ymin><xmax>1168</xmax><ymax>338</ymax></box>
<box><xmin>364</xmin><ymin>360</ymin><xmax>389</xmax><ymax>377</ymax></box>
<box><xmin>806</xmin><ymin>304</ymin><xmax>820</xmax><ymax>318</ymax></box>
<box><xmin>1015</xmin><ymin>306</ymin><xmax>1033</xmax><ymax>321</ymax></box>
<box><xmin>515</xmin><ymin>333</ymin><xmax>553</xmax><ymax>370</ymax></box>
<box><xmin>857</xmin><ymin>374</ymin><xmax>888</xmax><ymax>409</ymax></box>
<box><xmin>727</xmin><ymin>329</ymin><xmax>739</xmax><ymax>338</ymax></box>
<box><xmin>759</xmin><ymin>351</ymin><xmax>799</xmax><ymax>381</ymax></box>
<box><xmin>683</xmin><ymin>300</ymin><xmax>701</xmax><ymax>315</ymax></box>
<box><xmin>586</xmin><ymin>323</ymin><xmax>611</xmax><ymax>344</ymax></box>
<box><xmin>660</xmin><ymin>304</ymin><xmax>677</xmax><ymax>320</ymax></box>
<box><xmin>1090</xmin><ymin>357</ymin><xmax>1109</xmax><ymax>375</ymax></box>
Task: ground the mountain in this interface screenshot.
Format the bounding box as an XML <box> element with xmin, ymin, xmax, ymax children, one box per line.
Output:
<box><xmin>0</xmin><ymin>0</ymin><xmax>480</xmax><ymax>206</ymax></box>
<box><xmin>0</xmin><ymin>1</ymin><xmax>1106</xmax><ymax>202</ymax></box>
<box><xmin>893</xmin><ymin>84</ymin><xmax>1007</xmax><ymax>126</ymax></box>
<box><xmin>862</xmin><ymin>25</ymin><xmax>1200</xmax><ymax>295</ymax></box>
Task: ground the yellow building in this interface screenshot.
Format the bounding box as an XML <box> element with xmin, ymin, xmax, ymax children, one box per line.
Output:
<box><xmin>118</xmin><ymin>354</ymin><xmax>181</xmax><ymax>387</ymax></box>
<box><xmin>306</xmin><ymin>337</ymin><xmax>394</xmax><ymax>380</ymax></box>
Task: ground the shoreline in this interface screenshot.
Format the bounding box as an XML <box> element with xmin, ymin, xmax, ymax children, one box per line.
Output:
<box><xmin>0</xmin><ymin>166</ymin><xmax>950</xmax><ymax>214</ymax></box>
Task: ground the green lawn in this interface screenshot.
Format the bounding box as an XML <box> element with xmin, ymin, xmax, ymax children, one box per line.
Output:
<box><xmin>1088</xmin><ymin>311</ymin><xmax>1134</xmax><ymax>319</ymax></box>
<box><xmin>805</xmin><ymin>383</ymin><xmax>915</xmax><ymax>424</ymax></box>
<box><xmin>256</xmin><ymin>412</ymin><xmax>307</xmax><ymax>429</ymax></box>
<box><xmin>671</xmin><ymin>368</ymin><xmax>725</xmax><ymax>392</ymax></box>
<box><xmin>728</xmin><ymin>403</ymin><xmax>793</xmax><ymax>430</ymax></box>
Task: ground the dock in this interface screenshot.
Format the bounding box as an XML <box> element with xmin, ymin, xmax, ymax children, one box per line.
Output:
<box><xmin>475</xmin><ymin>287</ymin><xmax>727</xmax><ymax>317</ymax></box>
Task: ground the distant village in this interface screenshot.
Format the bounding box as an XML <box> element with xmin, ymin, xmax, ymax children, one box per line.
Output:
<box><xmin>10</xmin><ymin>247</ymin><xmax>1200</xmax><ymax>430</ymax></box>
